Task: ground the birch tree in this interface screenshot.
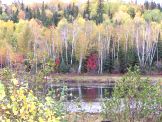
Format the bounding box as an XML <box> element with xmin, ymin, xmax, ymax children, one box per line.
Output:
<box><xmin>58</xmin><ymin>18</ymin><xmax>69</xmax><ymax>64</ymax></box>
<box><xmin>74</xmin><ymin>17</ymin><xmax>90</xmax><ymax>74</ymax></box>
<box><xmin>134</xmin><ymin>20</ymin><xmax>160</xmax><ymax>68</ymax></box>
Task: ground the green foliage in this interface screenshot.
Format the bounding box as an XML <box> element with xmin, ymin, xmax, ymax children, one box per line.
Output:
<box><xmin>127</xmin><ymin>48</ymin><xmax>139</xmax><ymax>68</ymax></box>
<box><xmin>0</xmin><ymin>1</ymin><xmax>162</xmax><ymax>74</ymax></box>
<box><xmin>1</xmin><ymin>68</ymin><xmax>12</xmax><ymax>81</ymax></box>
<box><xmin>42</xmin><ymin>59</ymin><xmax>55</xmax><ymax>77</ymax></box>
<box><xmin>143</xmin><ymin>9</ymin><xmax>162</xmax><ymax>22</ymax></box>
<box><xmin>41</xmin><ymin>1</ymin><xmax>47</xmax><ymax>25</ymax></box>
<box><xmin>105</xmin><ymin>2</ymin><xmax>120</xmax><ymax>20</ymax></box>
<box><xmin>103</xmin><ymin>53</ymin><xmax>114</xmax><ymax>73</ymax></box>
<box><xmin>83</xmin><ymin>0</ymin><xmax>91</xmax><ymax>20</ymax></box>
<box><xmin>59</xmin><ymin>60</ymin><xmax>70</xmax><ymax>73</ymax></box>
<box><xmin>11</xmin><ymin>9</ymin><xmax>19</xmax><ymax>23</ymax></box>
<box><xmin>0</xmin><ymin>6</ymin><xmax>2</xmax><ymax>15</ymax></box>
<box><xmin>127</xmin><ymin>7</ymin><xmax>136</xmax><ymax>19</ymax></box>
<box><xmin>0</xmin><ymin>12</ymin><xmax>9</xmax><ymax>21</ymax></box>
<box><xmin>102</xmin><ymin>66</ymin><xmax>162</xmax><ymax>121</ymax></box>
<box><xmin>52</xmin><ymin>12</ymin><xmax>62</xmax><ymax>26</ymax></box>
<box><xmin>25</xmin><ymin>7</ymin><xmax>33</xmax><ymax>20</ymax></box>
<box><xmin>0</xmin><ymin>81</ymin><xmax>5</xmax><ymax>100</ymax></box>
<box><xmin>96</xmin><ymin>0</ymin><xmax>104</xmax><ymax>24</ymax></box>
<box><xmin>144</xmin><ymin>1</ymin><xmax>149</xmax><ymax>10</ymax></box>
<box><xmin>64</xmin><ymin>3</ymin><xmax>79</xmax><ymax>23</ymax></box>
<box><xmin>157</xmin><ymin>36</ymin><xmax>162</xmax><ymax>60</ymax></box>
<box><xmin>118</xmin><ymin>46</ymin><xmax>127</xmax><ymax>73</ymax></box>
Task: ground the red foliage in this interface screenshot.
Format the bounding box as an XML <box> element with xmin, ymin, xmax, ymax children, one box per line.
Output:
<box><xmin>86</xmin><ymin>53</ymin><xmax>98</xmax><ymax>72</ymax></box>
<box><xmin>0</xmin><ymin>53</ymin><xmax>24</xmax><ymax>66</ymax></box>
<box><xmin>55</xmin><ymin>57</ymin><xmax>60</xmax><ymax>65</ymax></box>
<box><xmin>14</xmin><ymin>54</ymin><xmax>24</xmax><ymax>64</ymax></box>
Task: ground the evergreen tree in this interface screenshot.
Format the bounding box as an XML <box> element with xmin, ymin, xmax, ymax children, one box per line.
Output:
<box><xmin>119</xmin><ymin>46</ymin><xmax>127</xmax><ymax>73</ymax></box>
<box><xmin>104</xmin><ymin>53</ymin><xmax>114</xmax><ymax>73</ymax></box>
<box><xmin>96</xmin><ymin>0</ymin><xmax>104</xmax><ymax>24</ymax></box>
<box><xmin>64</xmin><ymin>5</ymin><xmax>72</xmax><ymax>22</ymax></box>
<box><xmin>64</xmin><ymin>3</ymin><xmax>78</xmax><ymax>23</ymax></box>
<box><xmin>0</xmin><ymin>6</ymin><xmax>2</xmax><ymax>15</ymax></box>
<box><xmin>25</xmin><ymin>7</ymin><xmax>32</xmax><ymax>20</ymax></box>
<box><xmin>127</xmin><ymin>48</ymin><xmax>139</xmax><ymax>68</ymax></box>
<box><xmin>158</xmin><ymin>36</ymin><xmax>162</xmax><ymax>60</ymax></box>
<box><xmin>83</xmin><ymin>0</ymin><xmax>91</xmax><ymax>20</ymax></box>
<box><xmin>103</xmin><ymin>37</ymin><xmax>114</xmax><ymax>73</ymax></box>
<box><xmin>72</xmin><ymin>3</ymin><xmax>78</xmax><ymax>20</ymax></box>
<box><xmin>21</xmin><ymin>1</ymin><xmax>25</xmax><ymax>11</ymax></box>
<box><xmin>144</xmin><ymin>1</ymin><xmax>149</xmax><ymax>10</ymax></box>
<box><xmin>11</xmin><ymin>9</ymin><xmax>19</xmax><ymax>23</ymax></box>
<box><xmin>36</xmin><ymin>9</ymin><xmax>41</xmax><ymax>20</ymax></box>
<box><xmin>127</xmin><ymin>7</ymin><xmax>136</xmax><ymax>19</ymax></box>
<box><xmin>108</xmin><ymin>7</ymin><xmax>113</xmax><ymax>19</ymax></box>
<box><xmin>150</xmin><ymin>1</ymin><xmax>156</xmax><ymax>10</ymax></box>
<box><xmin>41</xmin><ymin>1</ymin><xmax>47</xmax><ymax>25</ymax></box>
<box><xmin>156</xmin><ymin>3</ymin><xmax>161</xmax><ymax>10</ymax></box>
<box><xmin>44</xmin><ymin>18</ymin><xmax>52</xmax><ymax>27</ymax></box>
<box><xmin>154</xmin><ymin>34</ymin><xmax>162</xmax><ymax>62</ymax></box>
<box><xmin>52</xmin><ymin>12</ymin><xmax>61</xmax><ymax>26</ymax></box>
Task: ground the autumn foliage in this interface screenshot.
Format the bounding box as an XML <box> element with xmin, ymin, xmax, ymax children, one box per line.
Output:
<box><xmin>86</xmin><ymin>53</ymin><xmax>98</xmax><ymax>72</ymax></box>
<box><xmin>55</xmin><ymin>57</ymin><xmax>60</xmax><ymax>66</ymax></box>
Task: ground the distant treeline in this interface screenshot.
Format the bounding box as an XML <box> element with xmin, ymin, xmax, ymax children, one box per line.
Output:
<box><xmin>0</xmin><ymin>0</ymin><xmax>162</xmax><ymax>74</ymax></box>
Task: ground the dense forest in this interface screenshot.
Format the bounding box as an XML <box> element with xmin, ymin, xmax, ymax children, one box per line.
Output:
<box><xmin>1</xmin><ymin>0</ymin><xmax>162</xmax><ymax>74</ymax></box>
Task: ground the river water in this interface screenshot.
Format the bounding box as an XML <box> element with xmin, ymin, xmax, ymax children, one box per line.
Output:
<box><xmin>45</xmin><ymin>81</ymin><xmax>115</xmax><ymax>113</ymax></box>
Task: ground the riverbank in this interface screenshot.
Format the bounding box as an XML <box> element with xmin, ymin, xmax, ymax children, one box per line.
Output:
<box><xmin>49</xmin><ymin>74</ymin><xmax>162</xmax><ymax>83</ymax></box>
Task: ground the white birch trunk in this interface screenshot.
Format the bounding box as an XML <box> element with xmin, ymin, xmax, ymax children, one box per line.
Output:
<box><xmin>78</xmin><ymin>53</ymin><xmax>83</xmax><ymax>74</ymax></box>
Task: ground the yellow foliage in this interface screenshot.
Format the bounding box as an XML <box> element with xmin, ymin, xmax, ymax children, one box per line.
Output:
<box><xmin>113</xmin><ymin>11</ymin><xmax>132</xmax><ymax>24</ymax></box>
<box><xmin>76</xmin><ymin>16</ymin><xmax>85</xmax><ymax>26</ymax></box>
<box><xmin>45</xmin><ymin>9</ymin><xmax>53</xmax><ymax>18</ymax></box>
<box><xmin>119</xmin><ymin>5</ymin><xmax>129</xmax><ymax>12</ymax></box>
<box><xmin>0</xmin><ymin>78</ymin><xmax>60</xmax><ymax>122</ymax></box>
<box><xmin>57</xmin><ymin>18</ymin><xmax>68</xmax><ymax>29</ymax></box>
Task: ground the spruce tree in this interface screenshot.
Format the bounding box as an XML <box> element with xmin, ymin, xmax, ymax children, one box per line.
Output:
<box><xmin>36</xmin><ymin>9</ymin><xmax>41</xmax><ymax>20</ymax></box>
<box><xmin>154</xmin><ymin>34</ymin><xmax>162</xmax><ymax>62</ymax></box>
<box><xmin>11</xmin><ymin>9</ymin><xmax>19</xmax><ymax>23</ymax></box>
<box><xmin>41</xmin><ymin>1</ymin><xmax>47</xmax><ymax>25</ymax></box>
<box><xmin>72</xmin><ymin>3</ymin><xmax>78</xmax><ymax>20</ymax></box>
<box><xmin>52</xmin><ymin>12</ymin><xmax>61</xmax><ymax>26</ymax></box>
<box><xmin>150</xmin><ymin>1</ymin><xmax>156</xmax><ymax>10</ymax></box>
<box><xmin>21</xmin><ymin>1</ymin><xmax>25</xmax><ymax>11</ymax></box>
<box><xmin>144</xmin><ymin>1</ymin><xmax>149</xmax><ymax>10</ymax></box>
<box><xmin>107</xmin><ymin>53</ymin><xmax>114</xmax><ymax>73</ymax></box>
<box><xmin>156</xmin><ymin>3</ymin><xmax>161</xmax><ymax>10</ymax></box>
<box><xmin>25</xmin><ymin>7</ymin><xmax>32</xmax><ymax>20</ymax></box>
<box><xmin>64</xmin><ymin>3</ymin><xmax>78</xmax><ymax>23</ymax></box>
<box><xmin>0</xmin><ymin>6</ymin><xmax>2</xmax><ymax>15</ymax></box>
<box><xmin>119</xmin><ymin>46</ymin><xmax>127</xmax><ymax>73</ymax></box>
<box><xmin>96</xmin><ymin>0</ymin><xmax>104</xmax><ymax>24</ymax></box>
<box><xmin>83</xmin><ymin>0</ymin><xmax>91</xmax><ymax>20</ymax></box>
<box><xmin>103</xmin><ymin>37</ymin><xmax>114</xmax><ymax>73</ymax></box>
<box><xmin>127</xmin><ymin>48</ymin><xmax>139</xmax><ymax>68</ymax></box>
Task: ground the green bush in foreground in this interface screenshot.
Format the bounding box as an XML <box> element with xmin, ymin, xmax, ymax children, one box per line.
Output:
<box><xmin>102</xmin><ymin>66</ymin><xmax>162</xmax><ymax>122</ymax></box>
<box><xmin>0</xmin><ymin>78</ymin><xmax>60</xmax><ymax>122</ymax></box>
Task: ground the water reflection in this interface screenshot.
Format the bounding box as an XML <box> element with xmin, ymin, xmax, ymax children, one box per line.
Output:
<box><xmin>49</xmin><ymin>84</ymin><xmax>114</xmax><ymax>102</ymax></box>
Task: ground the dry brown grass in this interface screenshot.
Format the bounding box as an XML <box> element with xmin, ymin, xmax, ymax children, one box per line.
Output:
<box><xmin>50</xmin><ymin>74</ymin><xmax>162</xmax><ymax>83</ymax></box>
<box><xmin>65</xmin><ymin>113</ymin><xmax>102</xmax><ymax>122</ymax></box>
